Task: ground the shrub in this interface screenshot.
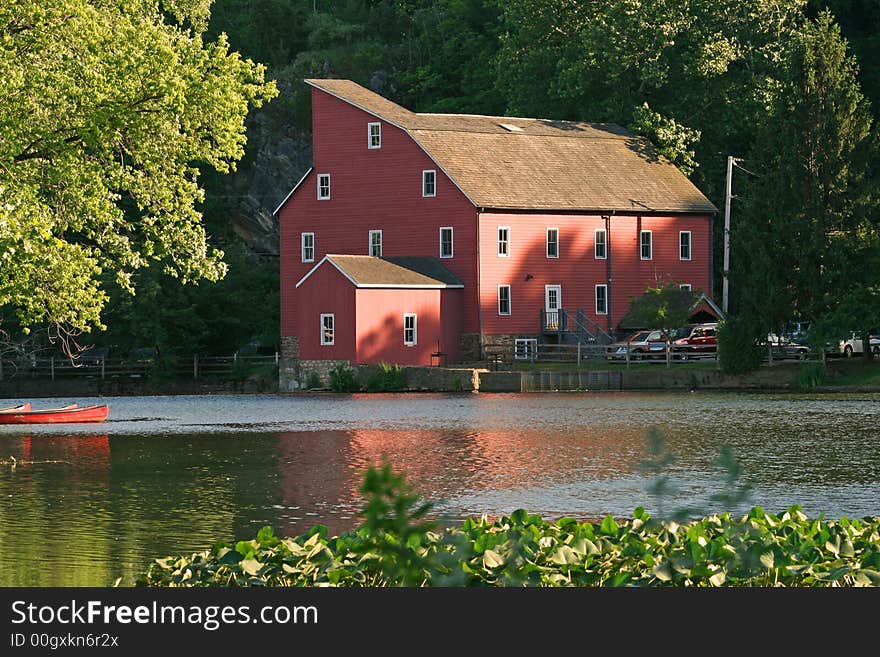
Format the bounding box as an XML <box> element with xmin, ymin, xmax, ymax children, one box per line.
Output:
<box><xmin>717</xmin><ymin>316</ymin><xmax>764</xmax><ymax>373</ymax></box>
<box><xmin>304</xmin><ymin>370</ymin><xmax>322</xmax><ymax>390</ymax></box>
<box><xmin>795</xmin><ymin>361</ymin><xmax>827</xmax><ymax>389</ymax></box>
<box><xmin>328</xmin><ymin>363</ymin><xmax>359</xmax><ymax>392</ymax></box>
<box><xmin>362</xmin><ymin>362</ymin><xmax>406</xmax><ymax>392</ymax></box>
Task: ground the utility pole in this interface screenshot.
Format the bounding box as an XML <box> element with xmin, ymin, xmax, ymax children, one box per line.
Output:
<box><xmin>722</xmin><ymin>155</ymin><xmax>742</xmax><ymax>315</ymax></box>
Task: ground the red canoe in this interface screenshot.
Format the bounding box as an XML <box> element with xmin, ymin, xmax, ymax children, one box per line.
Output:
<box><xmin>0</xmin><ymin>403</ymin><xmax>32</xmax><ymax>413</ymax></box>
<box><xmin>0</xmin><ymin>404</ymin><xmax>108</xmax><ymax>424</ymax></box>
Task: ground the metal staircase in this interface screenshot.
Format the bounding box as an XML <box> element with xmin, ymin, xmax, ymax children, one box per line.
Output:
<box><xmin>539</xmin><ymin>309</ymin><xmax>614</xmax><ymax>345</ymax></box>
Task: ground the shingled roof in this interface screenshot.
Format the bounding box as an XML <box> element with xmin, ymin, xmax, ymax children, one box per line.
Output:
<box><xmin>296</xmin><ymin>255</ymin><xmax>464</xmax><ymax>289</ymax></box>
<box><xmin>304</xmin><ymin>79</ymin><xmax>717</xmax><ymax>214</ymax></box>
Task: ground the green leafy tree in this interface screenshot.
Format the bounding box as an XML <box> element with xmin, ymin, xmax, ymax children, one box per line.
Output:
<box><xmin>732</xmin><ymin>11</ymin><xmax>877</xmax><ymax>360</ymax></box>
<box><xmin>0</xmin><ymin>0</ymin><xmax>277</xmax><ymax>352</ymax></box>
<box><xmin>621</xmin><ymin>282</ymin><xmax>697</xmax><ymax>366</ymax></box>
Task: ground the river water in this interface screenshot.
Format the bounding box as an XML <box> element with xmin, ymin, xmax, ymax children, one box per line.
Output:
<box><xmin>0</xmin><ymin>392</ymin><xmax>878</xmax><ymax>586</ymax></box>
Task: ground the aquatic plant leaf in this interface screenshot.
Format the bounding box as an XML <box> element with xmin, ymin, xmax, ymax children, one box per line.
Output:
<box><xmin>240</xmin><ymin>558</ymin><xmax>263</xmax><ymax>576</ymax></box>
<box><xmin>483</xmin><ymin>549</ymin><xmax>505</xmax><ymax>569</ymax></box>
<box><xmin>601</xmin><ymin>516</ymin><xmax>619</xmax><ymax>535</ymax></box>
<box><xmin>709</xmin><ymin>571</ymin><xmax>726</xmax><ymax>587</ymax></box>
<box><xmin>653</xmin><ymin>561</ymin><xmax>673</xmax><ymax>582</ymax></box>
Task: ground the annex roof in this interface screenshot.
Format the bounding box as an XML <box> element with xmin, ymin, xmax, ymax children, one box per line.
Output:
<box><xmin>303</xmin><ymin>79</ymin><xmax>717</xmax><ymax>214</ymax></box>
<box><xmin>296</xmin><ymin>255</ymin><xmax>465</xmax><ymax>289</ymax></box>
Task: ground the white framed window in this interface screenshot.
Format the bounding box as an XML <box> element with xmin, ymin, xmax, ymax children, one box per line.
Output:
<box><xmin>422</xmin><ymin>170</ymin><xmax>436</xmax><ymax>197</ymax></box>
<box><xmin>498</xmin><ymin>226</ymin><xmax>510</xmax><ymax>257</ymax></box>
<box><xmin>514</xmin><ymin>338</ymin><xmax>538</xmax><ymax>360</ymax></box>
<box><xmin>595</xmin><ymin>284</ymin><xmax>608</xmax><ymax>315</ymax></box>
<box><xmin>640</xmin><ymin>230</ymin><xmax>652</xmax><ymax>260</ymax></box>
<box><xmin>369</xmin><ymin>230</ymin><xmax>382</xmax><ymax>257</ymax></box>
<box><xmin>317</xmin><ymin>173</ymin><xmax>330</xmax><ymax>200</ymax></box>
<box><xmin>595</xmin><ymin>228</ymin><xmax>607</xmax><ymax>259</ymax></box>
<box><xmin>368</xmin><ymin>122</ymin><xmax>381</xmax><ymax>149</ymax></box>
<box><xmin>440</xmin><ymin>227</ymin><xmax>453</xmax><ymax>258</ymax></box>
<box><xmin>403</xmin><ymin>313</ymin><xmax>417</xmax><ymax>346</ymax></box>
<box><xmin>320</xmin><ymin>313</ymin><xmax>334</xmax><ymax>346</ymax></box>
<box><xmin>680</xmin><ymin>231</ymin><xmax>692</xmax><ymax>260</ymax></box>
<box><xmin>498</xmin><ymin>285</ymin><xmax>511</xmax><ymax>315</ymax></box>
<box><xmin>680</xmin><ymin>283</ymin><xmax>692</xmax><ymax>291</ymax></box>
<box><xmin>546</xmin><ymin>228</ymin><xmax>559</xmax><ymax>258</ymax></box>
<box><xmin>301</xmin><ymin>232</ymin><xmax>315</xmax><ymax>263</ymax></box>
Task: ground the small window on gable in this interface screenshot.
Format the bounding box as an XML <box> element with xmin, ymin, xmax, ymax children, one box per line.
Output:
<box><xmin>546</xmin><ymin>228</ymin><xmax>559</xmax><ymax>258</ymax></box>
<box><xmin>369</xmin><ymin>230</ymin><xmax>382</xmax><ymax>257</ymax></box>
<box><xmin>498</xmin><ymin>285</ymin><xmax>511</xmax><ymax>315</ymax></box>
<box><xmin>368</xmin><ymin>122</ymin><xmax>381</xmax><ymax>149</ymax></box>
<box><xmin>403</xmin><ymin>314</ymin><xmax>417</xmax><ymax>346</ymax></box>
<box><xmin>596</xmin><ymin>284</ymin><xmax>608</xmax><ymax>315</ymax></box>
<box><xmin>317</xmin><ymin>173</ymin><xmax>330</xmax><ymax>200</ymax></box>
<box><xmin>422</xmin><ymin>170</ymin><xmax>436</xmax><ymax>197</ymax></box>
<box><xmin>440</xmin><ymin>227</ymin><xmax>453</xmax><ymax>258</ymax></box>
<box><xmin>640</xmin><ymin>230</ymin><xmax>652</xmax><ymax>260</ymax></box>
<box><xmin>320</xmin><ymin>314</ymin><xmax>334</xmax><ymax>346</ymax></box>
<box><xmin>301</xmin><ymin>232</ymin><xmax>314</xmax><ymax>263</ymax></box>
<box><xmin>498</xmin><ymin>226</ymin><xmax>510</xmax><ymax>257</ymax></box>
<box><xmin>680</xmin><ymin>231</ymin><xmax>692</xmax><ymax>260</ymax></box>
<box><xmin>595</xmin><ymin>229</ymin><xmax>607</xmax><ymax>259</ymax></box>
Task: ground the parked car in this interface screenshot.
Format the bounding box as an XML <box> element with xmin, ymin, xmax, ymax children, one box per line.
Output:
<box><xmin>834</xmin><ymin>329</ymin><xmax>880</xmax><ymax>357</ymax></box>
<box><xmin>645</xmin><ymin>324</ymin><xmax>713</xmax><ymax>360</ymax></box>
<box><xmin>760</xmin><ymin>333</ymin><xmax>809</xmax><ymax>360</ymax></box>
<box><xmin>672</xmin><ymin>322</ymin><xmax>718</xmax><ymax>359</ymax></box>
<box><xmin>607</xmin><ymin>330</ymin><xmax>662</xmax><ymax>360</ymax></box>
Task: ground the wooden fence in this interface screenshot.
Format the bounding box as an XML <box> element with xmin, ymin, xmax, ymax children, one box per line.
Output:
<box><xmin>0</xmin><ymin>353</ymin><xmax>279</xmax><ymax>382</ymax></box>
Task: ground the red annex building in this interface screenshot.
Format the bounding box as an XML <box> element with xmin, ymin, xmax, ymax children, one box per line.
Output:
<box><xmin>277</xmin><ymin>79</ymin><xmax>717</xmax><ymax>385</ymax></box>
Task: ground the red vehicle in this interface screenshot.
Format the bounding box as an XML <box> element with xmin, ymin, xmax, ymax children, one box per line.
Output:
<box><xmin>673</xmin><ymin>322</ymin><xmax>718</xmax><ymax>358</ymax></box>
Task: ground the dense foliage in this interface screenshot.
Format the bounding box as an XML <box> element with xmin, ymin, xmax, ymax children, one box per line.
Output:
<box><xmin>139</xmin><ymin>463</ymin><xmax>880</xmax><ymax>587</ymax></box>
<box><xmin>0</xmin><ymin>0</ymin><xmax>276</xmax><ymax>354</ymax></box>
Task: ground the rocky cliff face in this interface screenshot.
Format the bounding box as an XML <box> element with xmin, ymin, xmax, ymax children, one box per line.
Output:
<box><xmin>222</xmin><ymin>79</ymin><xmax>312</xmax><ymax>256</ymax></box>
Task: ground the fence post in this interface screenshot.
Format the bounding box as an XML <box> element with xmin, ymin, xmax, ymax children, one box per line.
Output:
<box><xmin>51</xmin><ymin>356</ymin><xmax>55</xmax><ymax>381</ymax></box>
<box><xmin>193</xmin><ymin>354</ymin><xmax>198</xmax><ymax>380</ymax></box>
<box><xmin>0</xmin><ymin>358</ymin><xmax>3</xmax><ymax>380</ymax></box>
<box><xmin>275</xmin><ymin>351</ymin><xmax>279</xmax><ymax>366</ymax></box>
<box><xmin>101</xmin><ymin>359</ymin><xmax>105</xmax><ymax>380</ymax></box>
<box><xmin>577</xmin><ymin>342</ymin><xmax>581</xmax><ymax>366</ymax></box>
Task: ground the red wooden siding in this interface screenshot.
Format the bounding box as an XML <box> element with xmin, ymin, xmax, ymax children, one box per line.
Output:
<box><xmin>296</xmin><ymin>264</ymin><xmax>356</xmax><ymax>361</ymax></box>
<box><xmin>609</xmin><ymin>215</ymin><xmax>712</xmax><ymax>328</ymax></box>
<box><xmin>279</xmin><ymin>89</ymin><xmax>478</xmax><ymax>341</ymax></box>
<box><xmin>354</xmin><ymin>288</ymin><xmax>457</xmax><ymax>366</ymax></box>
<box><xmin>478</xmin><ymin>212</ymin><xmax>713</xmax><ymax>334</ymax></box>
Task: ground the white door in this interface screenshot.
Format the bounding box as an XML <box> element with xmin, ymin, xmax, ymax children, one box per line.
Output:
<box><xmin>545</xmin><ymin>285</ymin><xmax>562</xmax><ymax>329</ymax></box>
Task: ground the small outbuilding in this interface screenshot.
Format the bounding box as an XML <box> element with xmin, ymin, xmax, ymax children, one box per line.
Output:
<box><xmin>295</xmin><ymin>255</ymin><xmax>463</xmax><ymax>366</ymax></box>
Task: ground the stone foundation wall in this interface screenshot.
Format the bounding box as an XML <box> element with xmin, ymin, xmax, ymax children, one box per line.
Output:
<box><xmin>458</xmin><ymin>333</ymin><xmax>482</xmax><ymax>362</ymax></box>
<box><xmin>278</xmin><ymin>335</ymin><xmax>301</xmax><ymax>392</ymax></box>
<box><xmin>482</xmin><ymin>334</ymin><xmax>540</xmax><ymax>361</ymax></box>
<box><xmin>397</xmin><ymin>366</ymin><xmax>479</xmax><ymax>392</ymax></box>
<box><xmin>296</xmin><ymin>359</ymin><xmax>351</xmax><ymax>389</ymax></box>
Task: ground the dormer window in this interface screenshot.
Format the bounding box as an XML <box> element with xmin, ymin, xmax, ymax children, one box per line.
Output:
<box><xmin>422</xmin><ymin>170</ymin><xmax>436</xmax><ymax>197</ymax></box>
<box><xmin>317</xmin><ymin>173</ymin><xmax>330</xmax><ymax>200</ymax></box>
<box><xmin>368</xmin><ymin>122</ymin><xmax>381</xmax><ymax>149</ymax></box>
